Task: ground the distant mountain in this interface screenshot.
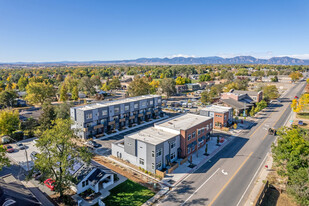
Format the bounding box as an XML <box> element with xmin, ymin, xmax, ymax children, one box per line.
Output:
<box><xmin>2</xmin><ymin>56</ymin><xmax>309</xmax><ymax>66</ymax></box>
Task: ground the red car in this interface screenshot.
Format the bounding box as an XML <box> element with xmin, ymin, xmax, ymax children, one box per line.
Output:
<box><xmin>295</xmin><ymin>96</ymin><xmax>298</xmax><ymax>99</ymax></box>
<box><xmin>44</xmin><ymin>179</ymin><xmax>55</xmax><ymax>191</ymax></box>
<box><xmin>4</xmin><ymin>145</ymin><xmax>14</xmax><ymax>153</ymax></box>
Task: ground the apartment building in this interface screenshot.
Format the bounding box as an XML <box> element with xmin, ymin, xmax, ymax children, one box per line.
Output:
<box><xmin>112</xmin><ymin>127</ymin><xmax>180</xmax><ymax>173</ymax></box>
<box><xmin>154</xmin><ymin>114</ymin><xmax>213</xmax><ymax>158</ymax></box>
<box><xmin>200</xmin><ymin>105</ymin><xmax>233</xmax><ymax>128</ymax></box>
<box><xmin>70</xmin><ymin>95</ymin><xmax>162</xmax><ymax>139</ymax></box>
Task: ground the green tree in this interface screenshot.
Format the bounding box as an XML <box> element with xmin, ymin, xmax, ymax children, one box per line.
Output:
<box><xmin>17</xmin><ymin>77</ymin><xmax>28</xmax><ymax>91</ymax></box>
<box><xmin>34</xmin><ymin>119</ymin><xmax>92</xmax><ymax>198</ymax></box>
<box><xmin>71</xmin><ymin>86</ymin><xmax>79</xmax><ymax>101</ymax></box>
<box><xmin>0</xmin><ymin>146</ymin><xmax>10</xmax><ymax>171</ymax></box>
<box><xmin>25</xmin><ymin>82</ymin><xmax>54</xmax><ymax>105</ymax></box>
<box><xmin>128</xmin><ymin>76</ymin><xmax>151</xmax><ymax>97</ymax></box>
<box><xmin>262</xmin><ymin>85</ymin><xmax>279</xmax><ymax>101</ymax></box>
<box><xmin>0</xmin><ymin>90</ymin><xmax>17</xmax><ymax>108</ymax></box>
<box><xmin>271</xmin><ymin>75</ymin><xmax>278</xmax><ymax>82</ymax></box>
<box><xmin>59</xmin><ymin>84</ymin><xmax>68</xmax><ymax>102</ymax></box>
<box><xmin>249</xmin><ymin>106</ymin><xmax>255</xmax><ymax>116</ymax></box>
<box><xmin>39</xmin><ymin>103</ymin><xmax>56</xmax><ymax>131</ymax></box>
<box><xmin>55</xmin><ymin>103</ymin><xmax>71</xmax><ymax>120</ymax></box>
<box><xmin>200</xmin><ymin>90</ymin><xmax>211</xmax><ymax>104</ymax></box>
<box><xmin>109</xmin><ymin>77</ymin><xmax>121</xmax><ymax>90</ymax></box>
<box><xmin>272</xmin><ymin>127</ymin><xmax>309</xmax><ymax>206</ymax></box>
<box><xmin>199</xmin><ymin>74</ymin><xmax>211</xmax><ymax>82</ymax></box>
<box><xmin>78</xmin><ymin>76</ymin><xmax>95</xmax><ymax>95</ymax></box>
<box><xmin>160</xmin><ymin>78</ymin><xmax>176</xmax><ymax>98</ymax></box>
<box><xmin>0</xmin><ymin>109</ymin><xmax>20</xmax><ymax>136</ymax></box>
<box><xmin>175</xmin><ymin>76</ymin><xmax>186</xmax><ymax>85</ymax></box>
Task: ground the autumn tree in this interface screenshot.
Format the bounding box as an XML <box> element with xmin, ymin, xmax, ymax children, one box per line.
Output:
<box><xmin>34</xmin><ymin>119</ymin><xmax>92</xmax><ymax>198</ymax></box>
<box><xmin>17</xmin><ymin>76</ymin><xmax>28</xmax><ymax>91</ymax></box>
<box><xmin>59</xmin><ymin>83</ymin><xmax>68</xmax><ymax>102</ymax></box>
<box><xmin>71</xmin><ymin>86</ymin><xmax>79</xmax><ymax>100</ymax></box>
<box><xmin>0</xmin><ymin>109</ymin><xmax>20</xmax><ymax>136</ymax></box>
<box><xmin>109</xmin><ymin>77</ymin><xmax>121</xmax><ymax>90</ymax></box>
<box><xmin>175</xmin><ymin>76</ymin><xmax>186</xmax><ymax>85</ymax></box>
<box><xmin>25</xmin><ymin>82</ymin><xmax>54</xmax><ymax>105</ymax></box>
<box><xmin>0</xmin><ymin>90</ymin><xmax>17</xmax><ymax>108</ymax></box>
<box><xmin>262</xmin><ymin>85</ymin><xmax>279</xmax><ymax>101</ymax></box>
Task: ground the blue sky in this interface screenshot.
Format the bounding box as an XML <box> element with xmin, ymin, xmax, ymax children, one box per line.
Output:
<box><xmin>0</xmin><ymin>0</ymin><xmax>309</xmax><ymax>62</ymax></box>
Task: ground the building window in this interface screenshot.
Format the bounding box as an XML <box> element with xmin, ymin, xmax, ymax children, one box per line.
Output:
<box><xmin>158</xmin><ymin>99</ymin><xmax>161</xmax><ymax>103</ymax></box>
<box><xmin>210</xmin><ymin>123</ymin><xmax>212</xmax><ymax>128</ymax></box>
<box><xmin>142</xmin><ymin>102</ymin><xmax>146</xmax><ymax>107</ymax></box>
<box><xmin>187</xmin><ymin>146</ymin><xmax>191</xmax><ymax>154</ymax></box>
<box><xmin>102</xmin><ymin>110</ymin><xmax>107</xmax><ymax>116</ymax></box>
<box><xmin>170</xmin><ymin>141</ymin><xmax>176</xmax><ymax>149</ymax></box>
<box><xmin>82</xmin><ymin>180</ymin><xmax>88</xmax><ymax>187</ymax></box>
<box><xmin>156</xmin><ymin>161</ymin><xmax>162</xmax><ymax>169</ymax></box>
<box><xmin>125</xmin><ymin>105</ymin><xmax>129</xmax><ymax>111</ymax></box>
<box><xmin>156</xmin><ymin>148</ymin><xmax>162</xmax><ymax>157</ymax></box>
<box><xmin>201</xmin><ymin>128</ymin><xmax>205</xmax><ymax>133</ymax></box>
<box><xmin>198</xmin><ymin>129</ymin><xmax>201</xmax><ymax>135</ymax></box>
<box><xmin>134</xmin><ymin>103</ymin><xmax>138</xmax><ymax>109</ymax></box>
<box><xmin>139</xmin><ymin>158</ymin><xmax>144</xmax><ymax>165</ymax></box>
<box><xmin>150</xmin><ymin>101</ymin><xmax>153</xmax><ymax>105</ymax></box>
<box><xmin>152</xmin><ymin>151</ymin><xmax>155</xmax><ymax>157</ymax></box>
<box><xmin>188</xmin><ymin>134</ymin><xmax>191</xmax><ymax>141</ymax></box>
<box><xmin>206</xmin><ymin>125</ymin><xmax>209</xmax><ymax>130</ymax></box>
<box><xmin>152</xmin><ymin>163</ymin><xmax>154</xmax><ymax>169</ymax></box>
<box><xmin>170</xmin><ymin>152</ymin><xmax>176</xmax><ymax>160</ymax></box>
<box><xmin>114</xmin><ymin>108</ymin><xmax>119</xmax><ymax>113</ymax></box>
<box><xmin>86</xmin><ymin>113</ymin><xmax>92</xmax><ymax>119</ymax></box>
<box><xmin>192</xmin><ymin>131</ymin><xmax>196</xmax><ymax>138</ymax></box>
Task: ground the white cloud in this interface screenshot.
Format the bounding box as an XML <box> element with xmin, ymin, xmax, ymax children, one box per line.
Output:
<box><xmin>278</xmin><ymin>54</ymin><xmax>309</xmax><ymax>60</ymax></box>
<box><xmin>166</xmin><ymin>54</ymin><xmax>198</xmax><ymax>59</ymax></box>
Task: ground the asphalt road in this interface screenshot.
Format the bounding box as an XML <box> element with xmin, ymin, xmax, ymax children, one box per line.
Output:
<box><xmin>158</xmin><ymin>80</ymin><xmax>307</xmax><ymax>206</ymax></box>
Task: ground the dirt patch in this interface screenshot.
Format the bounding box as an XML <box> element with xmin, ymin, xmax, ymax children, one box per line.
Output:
<box><xmin>50</xmin><ymin>189</ymin><xmax>77</xmax><ymax>206</ymax></box>
<box><xmin>93</xmin><ymin>155</ymin><xmax>161</xmax><ymax>193</ymax></box>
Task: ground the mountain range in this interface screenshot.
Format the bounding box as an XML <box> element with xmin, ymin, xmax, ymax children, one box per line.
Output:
<box><xmin>2</xmin><ymin>56</ymin><xmax>309</xmax><ymax>66</ymax></box>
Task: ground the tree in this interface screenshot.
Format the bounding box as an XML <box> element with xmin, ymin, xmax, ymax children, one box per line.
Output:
<box><xmin>25</xmin><ymin>82</ymin><xmax>54</xmax><ymax>105</ymax></box>
<box><xmin>34</xmin><ymin>119</ymin><xmax>92</xmax><ymax>198</ymax></box>
<box><xmin>200</xmin><ymin>90</ymin><xmax>211</xmax><ymax>104</ymax></box>
<box><xmin>55</xmin><ymin>103</ymin><xmax>71</xmax><ymax>120</ymax></box>
<box><xmin>199</xmin><ymin>74</ymin><xmax>211</xmax><ymax>82</ymax></box>
<box><xmin>90</xmin><ymin>75</ymin><xmax>101</xmax><ymax>87</ymax></box>
<box><xmin>289</xmin><ymin>72</ymin><xmax>303</xmax><ymax>82</ymax></box>
<box><xmin>71</xmin><ymin>86</ymin><xmax>79</xmax><ymax>101</ymax></box>
<box><xmin>128</xmin><ymin>77</ymin><xmax>151</xmax><ymax>97</ymax></box>
<box><xmin>79</xmin><ymin>76</ymin><xmax>95</xmax><ymax>95</ymax></box>
<box><xmin>0</xmin><ymin>146</ymin><xmax>10</xmax><ymax>171</ymax></box>
<box><xmin>224</xmin><ymin>72</ymin><xmax>234</xmax><ymax>81</ymax></box>
<box><xmin>0</xmin><ymin>109</ymin><xmax>20</xmax><ymax>136</ymax></box>
<box><xmin>149</xmin><ymin>80</ymin><xmax>160</xmax><ymax>94</ymax></box>
<box><xmin>160</xmin><ymin>78</ymin><xmax>176</xmax><ymax>98</ymax></box>
<box><xmin>109</xmin><ymin>77</ymin><xmax>121</xmax><ymax>90</ymax></box>
<box><xmin>249</xmin><ymin>106</ymin><xmax>255</xmax><ymax>117</ymax></box>
<box><xmin>271</xmin><ymin>75</ymin><xmax>278</xmax><ymax>82</ymax></box>
<box><xmin>272</xmin><ymin>127</ymin><xmax>309</xmax><ymax>206</ymax></box>
<box><xmin>175</xmin><ymin>76</ymin><xmax>186</xmax><ymax>85</ymax></box>
<box><xmin>17</xmin><ymin>77</ymin><xmax>28</xmax><ymax>91</ymax></box>
<box><xmin>262</xmin><ymin>85</ymin><xmax>279</xmax><ymax>101</ymax></box>
<box><xmin>59</xmin><ymin>84</ymin><xmax>68</xmax><ymax>102</ymax></box>
<box><xmin>101</xmin><ymin>82</ymin><xmax>111</xmax><ymax>92</ymax></box>
<box><xmin>0</xmin><ymin>90</ymin><xmax>17</xmax><ymax>108</ymax></box>
<box><xmin>39</xmin><ymin>103</ymin><xmax>56</xmax><ymax>131</ymax></box>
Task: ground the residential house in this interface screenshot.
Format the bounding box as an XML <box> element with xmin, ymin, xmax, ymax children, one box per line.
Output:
<box><xmin>186</xmin><ymin>83</ymin><xmax>201</xmax><ymax>91</ymax></box>
<box><xmin>200</xmin><ymin>105</ymin><xmax>233</xmax><ymax>128</ymax></box>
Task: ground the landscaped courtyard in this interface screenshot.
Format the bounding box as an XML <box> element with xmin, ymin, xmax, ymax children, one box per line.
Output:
<box><xmin>103</xmin><ymin>180</ymin><xmax>155</xmax><ymax>206</ymax></box>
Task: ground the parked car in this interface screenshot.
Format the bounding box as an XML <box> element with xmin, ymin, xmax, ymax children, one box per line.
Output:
<box><xmin>4</xmin><ymin>145</ymin><xmax>14</xmax><ymax>153</ymax></box>
<box><xmin>85</xmin><ymin>140</ymin><xmax>101</xmax><ymax>148</ymax></box>
<box><xmin>44</xmin><ymin>179</ymin><xmax>55</xmax><ymax>191</ymax></box>
<box><xmin>33</xmin><ymin>139</ymin><xmax>38</xmax><ymax>145</ymax></box>
<box><xmin>32</xmin><ymin>171</ymin><xmax>42</xmax><ymax>180</ymax></box>
<box><xmin>298</xmin><ymin>120</ymin><xmax>304</xmax><ymax>125</ymax></box>
<box><xmin>30</xmin><ymin>151</ymin><xmax>38</xmax><ymax>161</ymax></box>
<box><xmin>295</xmin><ymin>96</ymin><xmax>298</xmax><ymax>99</ymax></box>
<box><xmin>16</xmin><ymin>143</ymin><xmax>25</xmax><ymax>150</ymax></box>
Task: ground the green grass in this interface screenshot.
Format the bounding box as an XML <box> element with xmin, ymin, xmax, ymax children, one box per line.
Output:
<box><xmin>103</xmin><ymin>180</ymin><xmax>155</xmax><ymax>206</ymax></box>
<box><xmin>297</xmin><ymin>112</ymin><xmax>309</xmax><ymax>119</ymax></box>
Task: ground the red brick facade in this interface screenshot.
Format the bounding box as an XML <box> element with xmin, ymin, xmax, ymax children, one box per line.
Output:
<box><xmin>179</xmin><ymin>118</ymin><xmax>213</xmax><ymax>158</ymax></box>
<box><xmin>213</xmin><ymin>112</ymin><xmax>229</xmax><ymax>128</ymax></box>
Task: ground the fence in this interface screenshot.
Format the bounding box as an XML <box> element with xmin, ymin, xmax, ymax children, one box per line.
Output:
<box><xmin>168</xmin><ymin>163</ymin><xmax>179</xmax><ymax>174</ymax></box>
<box><xmin>156</xmin><ymin>170</ymin><xmax>166</xmax><ymax>178</ymax></box>
<box><xmin>255</xmin><ymin>181</ymin><xmax>269</xmax><ymax>206</ymax></box>
<box><xmin>180</xmin><ymin>157</ymin><xmax>188</xmax><ymax>165</ymax></box>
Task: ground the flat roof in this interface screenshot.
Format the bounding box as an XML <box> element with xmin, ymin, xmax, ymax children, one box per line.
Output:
<box><xmin>74</xmin><ymin>95</ymin><xmax>161</xmax><ymax>111</ymax></box>
<box><xmin>127</xmin><ymin>127</ymin><xmax>177</xmax><ymax>145</ymax></box>
<box><xmin>200</xmin><ymin>105</ymin><xmax>232</xmax><ymax>113</ymax></box>
<box><xmin>155</xmin><ymin>113</ymin><xmax>212</xmax><ymax>131</ymax></box>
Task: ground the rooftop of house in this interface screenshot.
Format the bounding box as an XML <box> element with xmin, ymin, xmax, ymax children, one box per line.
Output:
<box><xmin>74</xmin><ymin>95</ymin><xmax>161</xmax><ymax>111</ymax></box>
<box><xmin>201</xmin><ymin>105</ymin><xmax>232</xmax><ymax>113</ymax></box>
<box><xmin>229</xmin><ymin>89</ymin><xmax>261</xmax><ymax>96</ymax></box>
<box><xmin>127</xmin><ymin>127</ymin><xmax>177</xmax><ymax>145</ymax></box>
<box><xmin>155</xmin><ymin>113</ymin><xmax>212</xmax><ymax>131</ymax></box>
<box><xmin>0</xmin><ymin>174</ymin><xmax>41</xmax><ymax>206</ymax></box>
<box><xmin>220</xmin><ymin>98</ymin><xmax>253</xmax><ymax>109</ymax></box>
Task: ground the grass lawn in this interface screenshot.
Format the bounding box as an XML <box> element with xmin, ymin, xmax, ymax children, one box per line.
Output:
<box><xmin>103</xmin><ymin>180</ymin><xmax>155</xmax><ymax>206</ymax></box>
<box><xmin>297</xmin><ymin>112</ymin><xmax>309</xmax><ymax>119</ymax></box>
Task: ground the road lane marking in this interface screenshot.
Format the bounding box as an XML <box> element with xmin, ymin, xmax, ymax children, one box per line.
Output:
<box><xmin>235</xmin><ymin>153</ymin><xmax>269</xmax><ymax>206</ymax></box>
<box><xmin>221</xmin><ymin>169</ymin><xmax>228</xmax><ymax>175</ymax></box>
<box><xmin>207</xmin><ymin>152</ymin><xmax>253</xmax><ymax>206</ymax></box>
<box><xmin>181</xmin><ymin>167</ymin><xmax>220</xmax><ymax>206</ymax></box>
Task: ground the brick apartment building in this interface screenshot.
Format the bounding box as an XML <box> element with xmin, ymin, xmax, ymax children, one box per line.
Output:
<box><xmin>154</xmin><ymin>114</ymin><xmax>213</xmax><ymax>158</ymax></box>
<box><xmin>200</xmin><ymin>105</ymin><xmax>233</xmax><ymax>128</ymax></box>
